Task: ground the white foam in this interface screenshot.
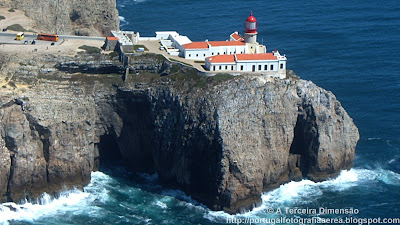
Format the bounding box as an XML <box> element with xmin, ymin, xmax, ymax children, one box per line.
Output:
<box><xmin>119</xmin><ymin>16</ymin><xmax>126</xmax><ymax>22</ymax></box>
<box><xmin>0</xmin><ymin>190</ymin><xmax>89</xmax><ymax>224</ymax></box>
<box><xmin>154</xmin><ymin>201</ymin><xmax>168</xmax><ymax>209</ymax></box>
<box><xmin>0</xmin><ymin>171</ymin><xmax>113</xmax><ymax>224</ymax></box>
<box><xmin>204</xmin><ymin>168</ymin><xmax>380</xmax><ymax>222</ymax></box>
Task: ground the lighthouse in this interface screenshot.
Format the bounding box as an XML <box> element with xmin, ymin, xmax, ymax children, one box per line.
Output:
<box><xmin>244</xmin><ymin>12</ymin><xmax>258</xmax><ymax>44</ymax></box>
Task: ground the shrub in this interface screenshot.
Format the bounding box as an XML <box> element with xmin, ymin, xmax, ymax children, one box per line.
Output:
<box><xmin>212</xmin><ymin>73</ymin><xmax>234</xmax><ymax>82</ymax></box>
<box><xmin>78</xmin><ymin>45</ymin><xmax>101</xmax><ymax>54</ymax></box>
<box><xmin>8</xmin><ymin>8</ymin><xmax>15</xmax><ymax>12</ymax></box>
<box><xmin>108</xmin><ymin>51</ymin><xmax>119</xmax><ymax>58</ymax></box>
<box><xmin>133</xmin><ymin>45</ymin><xmax>148</xmax><ymax>51</ymax></box>
<box><xmin>6</xmin><ymin>24</ymin><xmax>35</xmax><ymax>32</ymax></box>
<box><xmin>7</xmin><ymin>24</ymin><xmax>25</xmax><ymax>32</ymax></box>
<box><xmin>0</xmin><ymin>15</ymin><xmax>5</xmax><ymax>20</ymax></box>
<box><xmin>8</xmin><ymin>82</ymin><xmax>16</xmax><ymax>88</ymax></box>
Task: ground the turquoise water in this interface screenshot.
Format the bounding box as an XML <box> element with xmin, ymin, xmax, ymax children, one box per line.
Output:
<box><xmin>2</xmin><ymin>0</ymin><xmax>400</xmax><ymax>224</ymax></box>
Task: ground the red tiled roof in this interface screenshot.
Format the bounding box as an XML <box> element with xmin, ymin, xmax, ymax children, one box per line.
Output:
<box><xmin>183</xmin><ymin>41</ymin><xmax>245</xmax><ymax>49</ymax></box>
<box><xmin>107</xmin><ymin>37</ymin><xmax>119</xmax><ymax>41</ymax></box>
<box><xmin>208</xmin><ymin>41</ymin><xmax>245</xmax><ymax>47</ymax></box>
<box><xmin>236</xmin><ymin>53</ymin><xmax>277</xmax><ymax>61</ymax></box>
<box><xmin>206</xmin><ymin>55</ymin><xmax>235</xmax><ymax>63</ymax></box>
<box><xmin>230</xmin><ymin>33</ymin><xmax>244</xmax><ymax>41</ymax></box>
<box><xmin>182</xmin><ymin>42</ymin><xmax>209</xmax><ymax>49</ymax></box>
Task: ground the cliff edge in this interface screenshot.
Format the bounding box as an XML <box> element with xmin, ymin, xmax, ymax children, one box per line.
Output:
<box><xmin>0</xmin><ymin>53</ymin><xmax>359</xmax><ymax>213</ymax></box>
<box><xmin>0</xmin><ymin>0</ymin><xmax>119</xmax><ymax>36</ymax></box>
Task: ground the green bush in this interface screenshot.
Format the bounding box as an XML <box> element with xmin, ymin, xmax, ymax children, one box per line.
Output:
<box><xmin>0</xmin><ymin>15</ymin><xmax>5</xmax><ymax>20</ymax></box>
<box><xmin>7</xmin><ymin>24</ymin><xmax>25</xmax><ymax>32</ymax></box>
<box><xmin>6</xmin><ymin>24</ymin><xmax>35</xmax><ymax>32</ymax></box>
<box><xmin>8</xmin><ymin>8</ymin><xmax>15</xmax><ymax>12</ymax></box>
<box><xmin>133</xmin><ymin>45</ymin><xmax>148</xmax><ymax>51</ymax></box>
<box><xmin>212</xmin><ymin>73</ymin><xmax>234</xmax><ymax>82</ymax></box>
<box><xmin>8</xmin><ymin>82</ymin><xmax>16</xmax><ymax>88</ymax></box>
<box><xmin>78</xmin><ymin>45</ymin><xmax>101</xmax><ymax>54</ymax></box>
<box><xmin>108</xmin><ymin>51</ymin><xmax>119</xmax><ymax>58</ymax></box>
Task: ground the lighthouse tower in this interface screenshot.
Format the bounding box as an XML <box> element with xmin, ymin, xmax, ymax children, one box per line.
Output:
<box><xmin>244</xmin><ymin>12</ymin><xmax>258</xmax><ymax>44</ymax></box>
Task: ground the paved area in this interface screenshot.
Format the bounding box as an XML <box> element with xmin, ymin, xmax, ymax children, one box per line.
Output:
<box><xmin>138</xmin><ymin>40</ymin><xmax>207</xmax><ymax>72</ymax></box>
<box><xmin>0</xmin><ymin>7</ymin><xmax>37</xmax><ymax>33</ymax></box>
<box><xmin>0</xmin><ymin>35</ymin><xmax>105</xmax><ymax>56</ymax></box>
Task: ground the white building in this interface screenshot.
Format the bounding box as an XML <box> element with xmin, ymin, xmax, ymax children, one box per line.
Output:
<box><xmin>205</xmin><ymin>50</ymin><xmax>287</xmax><ymax>78</ymax></box>
<box><xmin>181</xmin><ymin>41</ymin><xmax>247</xmax><ymax>60</ymax></box>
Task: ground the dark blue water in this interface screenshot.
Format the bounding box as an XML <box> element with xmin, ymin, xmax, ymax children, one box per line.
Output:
<box><xmin>2</xmin><ymin>0</ymin><xmax>400</xmax><ymax>224</ymax></box>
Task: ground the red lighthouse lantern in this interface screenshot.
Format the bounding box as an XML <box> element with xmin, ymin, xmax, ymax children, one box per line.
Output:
<box><xmin>245</xmin><ymin>12</ymin><xmax>257</xmax><ymax>34</ymax></box>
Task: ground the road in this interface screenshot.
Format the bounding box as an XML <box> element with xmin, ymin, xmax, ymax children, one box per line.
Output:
<box><xmin>0</xmin><ymin>32</ymin><xmax>105</xmax><ymax>45</ymax></box>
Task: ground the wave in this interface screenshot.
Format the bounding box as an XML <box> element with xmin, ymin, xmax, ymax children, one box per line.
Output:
<box><xmin>0</xmin><ymin>189</ymin><xmax>89</xmax><ymax>224</ymax></box>
<box><xmin>119</xmin><ymin>16</ymin><xmax>126</xmax><ymax>23</ymax></box>
<box><xmin>134</xmin><ymin>0</ymin><xmax>149</xmax><ymax>3</ymax></box>
<box><xmin>205</xmin><ymin>168</ymin><xmax>400</xmax><ymax>222</ymax></box>
<box><xmin>0</xmin><ymin>171</ymin><xmax>112</xmax><ymax>225</ymax></box>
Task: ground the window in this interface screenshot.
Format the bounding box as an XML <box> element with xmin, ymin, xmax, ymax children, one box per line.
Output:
<box><xmin>225</xmin><ymin>66</ymin><xmax>228</xmax><ymax>70</ymax></box>
<box><xmin>270</xmin><ymin>65</ymin><xmax>274</xmax><ymax>70</ymax></box>
<box><xmin>212</xmin><ymin>53</ymin><xmax>214</xmax><ymax>55</ymax></box>
<box><xmin>264</xmin><ymin>65</ymin><xmax>268</xmax><ymax>70</ymax></box>
<box><xmin>241</xmin><ymin>65</ymin><xmax>244</xmax><ymax>71</ymax></box>
<box><xmin>204</xmin><ymin>54</ymin><xmax>206</xmax><ymax>57</ymax></box>
<box><xmin>218</xmin><ymin>52</ymin><xmax>220</xmax><ymax>55</ymax></box>
<box><xmin>258</xmin><ymin>65</ymin><xmax>261</xmax><ymax>71</ymax></box>
<box><xmin>280</xmin><ymin>63</ymin><xmax>284</xmax><ymax>69</ymax></box>
<box><xmin>196</xmin><ymin>54</ymin><xmax>198</xmax><ymax>57</ymax></box>
<box><xmin>189</xmin><ymin>54</ymin><xmax>191</xmax><ymax>57</ymax></box>
<box><xmin>231</xmin><ymin>66</ymin><xmax>234</xmax><ymax>70</ymax></box>
<box><xmin>219</xmin><ymin>66</ymin><xmax>222</xmax><ymax>70</ymax></box>
<box><xmin>212</xmin><ymin>66</ymin><xmax>215</xmax><ymax>71</ymax></box>
<box><xmin>252</xmin><ymin>65</ymin><xmax>255</xmax><ymax>72</ymax></box>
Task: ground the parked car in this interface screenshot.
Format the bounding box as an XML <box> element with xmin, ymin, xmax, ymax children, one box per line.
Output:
<box><xmin>2</xmin><ymin>28</ymin><xmax>7</xmax><ymax>32</ymax></box>
<box><xmin>31</xmin><ymin>40</ymin><xmax>36</xmax><ymax>45</ymax></box>
<box><xmin>51</xmin><ymin>42</ymin><xmax>55</xmax><ymax>46</ymax></box>
<box><xmin>24</xmin><ymin>40</ymin><xmax>28</xmax><ymax>45</ymax></box>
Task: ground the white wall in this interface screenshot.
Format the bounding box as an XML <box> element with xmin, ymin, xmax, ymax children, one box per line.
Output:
<box><xmin>183</xmin><ymin>45</ymin><xmax>246</xmax><ymax>60</ymax></box>
<box><xmin>236</xmin><ymin>60</ymin><xmax>279</xmax><ymax>72</ymax></box>
<box><xmin>208</xmin><ymin>64</ymin><xmax>236</xmax><ymax>71</ymax></box>
<box><xmin>156</xmin><ymin>31</ymin><xmax>178</xmax><ymax>40</ymax></box>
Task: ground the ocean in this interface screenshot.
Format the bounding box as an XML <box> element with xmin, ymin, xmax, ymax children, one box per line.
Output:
<box><xmin>1</xmin><ymin>0</ymin><xmax>400</xmax><ymax>224</ymax></box>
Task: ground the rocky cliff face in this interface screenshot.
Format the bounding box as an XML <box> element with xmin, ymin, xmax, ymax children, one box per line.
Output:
<box><xmin>0</xmin><ymin>0</ymin><xmax>119</xmax><ymax>36</ymax></box>
<box><xmin>0</xmin><ymin>53</ymin><xmax>359</xmax><ymax>213</ymax></box>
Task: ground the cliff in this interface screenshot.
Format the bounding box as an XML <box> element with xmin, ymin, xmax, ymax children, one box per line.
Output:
<box><xmin>0</xmin><ymin>0</ymin><xmax>119</xmax><ymax>36</ymax></box>
<box><xmin>0</xmin><ymin>53</ymin><xmax>359</xmax><ymax>213</ymax></box>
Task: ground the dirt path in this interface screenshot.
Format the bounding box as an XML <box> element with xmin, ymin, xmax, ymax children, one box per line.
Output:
<box><xmin>0</xmin><ymin>7</ymin><xmax>36</xmax><ymax>33</ymax></box>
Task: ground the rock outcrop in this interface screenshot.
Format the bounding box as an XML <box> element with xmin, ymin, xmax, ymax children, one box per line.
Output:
<box><xmin>0</xmin><ymin>53</ymin><xmax>359</xmax><ymax>213</ymax></box>
<box><xmin>0</xmin><ymin>0</ymin><xmax>119</xmax><ymax>36</ymax></box>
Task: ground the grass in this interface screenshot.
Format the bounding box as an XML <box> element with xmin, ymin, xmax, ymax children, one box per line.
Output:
<box><xmin>108</xmin><ymin>51</ymin><xmax>119</xmax><ymax>58</ymax></box>
<box><xmin>169</xmin><ymin>58</ymin><xmax>192</xmax><ymax>67</ymax></box>
<box><xmin>8</xmin><ymin>81</ymin><xmax>16</xmax><ymax>88</ymax></box>
<box><xmin>213</xmin><ymin>73</ymin><xmax>234</xmax><ymax>82</ymax></box>
<box><xmin>8</xmin><ymin>8</ymin><xmax>15</xmax><ymax>12</ymax></box>
<box><xmin>0</xmin><ymin>15</ymin><xmax>5</xmax><ymax>20</ymax></box>
<box><xmin>6</xmin><ymin>24</ymin><xmax>35</xmax><ymax>32</ymax></box>
<box><xmin>78</xmin><ymin>45</ymin><xmax>101</xmax><ymax>54</ymax></box>
<box><xmin>133</xmin><ymin>45</ymin><xmax>149</xmax><ymax>51</ymax></box>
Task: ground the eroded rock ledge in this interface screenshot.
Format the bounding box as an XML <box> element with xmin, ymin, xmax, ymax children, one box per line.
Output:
<box><xmin>0</xmin><ymin>53</ymin><xmax>359</xmax><ymax>213</ymax></box>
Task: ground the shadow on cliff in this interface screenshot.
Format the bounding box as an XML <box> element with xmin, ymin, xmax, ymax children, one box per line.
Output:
<box><xmin>94</xmin><ymin>86</ymin><xmax>224</xmax><ymax>211</ymax></box>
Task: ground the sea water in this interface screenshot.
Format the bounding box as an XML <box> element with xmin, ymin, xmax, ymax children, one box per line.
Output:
<box><xmin>2</xmin><ymin>0</ymin><xmax>399</xmax><ymax>224</ymax></box>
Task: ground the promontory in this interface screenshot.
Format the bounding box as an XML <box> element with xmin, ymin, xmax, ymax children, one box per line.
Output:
<box><xmin>0</xmin><ymin>1</ymin><xmax>359</xmax><ymax>214</ymax></box>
